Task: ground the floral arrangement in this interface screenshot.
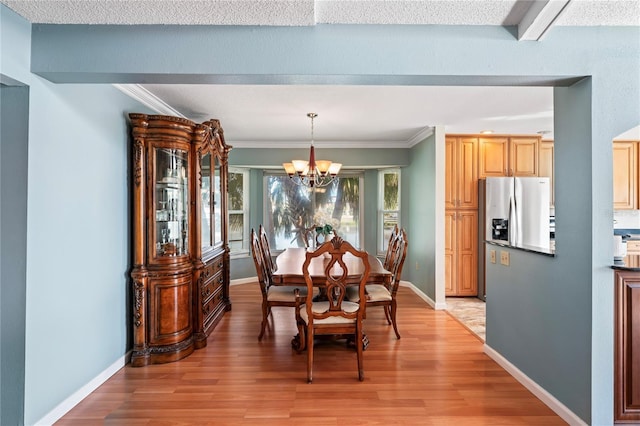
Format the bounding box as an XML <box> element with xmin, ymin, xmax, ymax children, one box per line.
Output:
<box><xmin>313</xmin><ymin>210</ymin><xmax>339</xmax><ymax>236</ymax></box>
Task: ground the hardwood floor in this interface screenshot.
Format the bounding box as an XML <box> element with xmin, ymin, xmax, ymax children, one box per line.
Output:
<box><xmin>55</xmin><ymin>284</ymin><xmax>566</xmax><ymax>425</ymax></box>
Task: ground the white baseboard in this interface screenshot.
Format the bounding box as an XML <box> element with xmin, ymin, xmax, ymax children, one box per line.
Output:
<box><xmin>35</xmin><ymin>351</ymin><xmax>132</xmax><ymax>426</ymax></box>
<box><xmin>230</xmin><ymin>276</ymin><xmax>257</xmax><ymax>286</ymax></box>
<box><xmin>483</xmin><ymin>345</ymin><xmax>587</xmax><ymax>426</ymax></box>
<box><xmin>401</xmin><ymin>281</ymin><xmax>447</xmax><ymax>310</ymax></box>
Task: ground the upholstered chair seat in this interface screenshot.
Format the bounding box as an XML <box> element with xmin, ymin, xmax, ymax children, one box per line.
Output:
<box><xmin>346</xmin><ymin>228</ymin><xmax>407</xmax><ymax>339</ymax></box>
<box><xmin>267</xmin><ymin>286</ymin><xmax>314</xmax><ymax>302</ymax></box>
<box><xmin>299</xmin><ymin>301</ymin><xmax>360</xmax><ymax>325</ymax></box>
<box><xmin>346</xmin><ymin>284</ymin><xmax>392</xmax><ymax>302</ymax></box>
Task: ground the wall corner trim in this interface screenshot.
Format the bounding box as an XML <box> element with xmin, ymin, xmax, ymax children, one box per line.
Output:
<box><xmin>401</xmin><ymin>281</ymin><xmax>446</xmax><ymax>310</ymax></box>
<box><xmin>35</xmin><ymin>351</ymin><xmax>132</xmax><ymax>425</ymax></box>
<box><xmin>484</xmin><ymin>344</ymin><xmax>588</xmax><ymax>426</ymax></box>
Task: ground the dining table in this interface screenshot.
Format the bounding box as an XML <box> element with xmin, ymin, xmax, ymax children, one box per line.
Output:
<box><xmin>272</xmin><ymin>247</ymin><xmax>392</xmax><ymax>287</ymax></box>
<box><xmin>272</xmin><ymin>247</ymin><xmax>392</xmax><ymax>351</ymax></box>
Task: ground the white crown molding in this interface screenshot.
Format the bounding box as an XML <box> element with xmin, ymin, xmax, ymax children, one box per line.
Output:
<box><xmin>406</xmin><ymin>126</ymin><xmax>435</xmax><ymax>148</ymax></box>
<box><xmin>113</xmin><ymin>84</ymin><xmax>186</xmax><ymax>117</ymax></box>
<box><xmin>518</xmin><ymin>0</ymin><xmax>571</xmax><ymax>41</ymax></box>
<box><xmin>229</xmin><ymin>126</ymin><xmax>435</xmax><ymax>149</ymax></box>
<box><xmin>227</xmin><ymin>140</ymin><xmax>411</xmax><ymax>149</ymax></box>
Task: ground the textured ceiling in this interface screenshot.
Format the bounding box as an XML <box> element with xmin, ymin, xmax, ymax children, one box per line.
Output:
<box><xmin>2</xmin><ymin>0</ymin><xmax>639</xmax><ymax>26</ymax></box>
<box><xmin>4</xmin><ymin>0</ymin><xmax>639</xmax><ymax>145</ymax></box>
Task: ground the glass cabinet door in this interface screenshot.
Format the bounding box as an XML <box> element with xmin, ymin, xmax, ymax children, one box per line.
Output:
<box><xmin>154</xmin><ymin>148</ymin><xmax>189</xmax><ymax>257</ymax></box>
<box><xmin>201</xmin><ymin>153</ymin><xmax>212</xmax><ymax>249</ymax></box>
<box><xmin>213</xmin><ymin>156</ymin><xmax>222</xmax><ymax>245</ymax></box>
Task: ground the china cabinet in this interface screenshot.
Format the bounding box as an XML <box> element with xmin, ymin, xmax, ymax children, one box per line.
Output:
<box><xmin>129</xmin><ymin>114</ymin><xmax>231</xmax><ymax>367</ymax></box>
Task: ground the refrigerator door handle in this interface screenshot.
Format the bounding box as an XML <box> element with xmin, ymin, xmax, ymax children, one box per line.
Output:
<box><xmin>509</xmin><ymin>193</ymin><xmax>518</xmax><ymax>246</ymax></box>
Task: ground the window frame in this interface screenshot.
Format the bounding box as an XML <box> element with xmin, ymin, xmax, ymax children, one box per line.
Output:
<box><xmin>228</xmin><ymin>166</ymin><xmax>250</xmax><ymax>259</ymax></box>
<box><xmin>378</xmin><ymin>168</ymin><xmax>401</xmax><ymax>256</ymax></box>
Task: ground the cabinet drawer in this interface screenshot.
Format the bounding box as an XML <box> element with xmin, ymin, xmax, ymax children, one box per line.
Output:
<box><xmin>209</xmin><ymin>255</ymin><xmax>225</xmax><ymax>276</ymax></box>
<box><xmin>201</xmin><ymin>271</ymin><xmax>224</xmax><ymax>304</ymax></box>
<box><xmin>198</xmin><ymin>256</ymin><xmax>224</xmax><ymax>284</ymax></box>
<box><xmin>203</xmin><ymin>286</ymin><xmax>224</xmax><ymax>323</ymax></box>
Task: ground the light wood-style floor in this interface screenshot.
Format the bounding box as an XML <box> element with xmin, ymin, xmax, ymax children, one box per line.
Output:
<box><xmin>56</xmin><ymin>283</ymin><xmax>566</xmax><ymax>425</ymax></box>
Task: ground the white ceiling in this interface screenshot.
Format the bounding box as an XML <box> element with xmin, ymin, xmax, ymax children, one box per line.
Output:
<box><xmin>4</xmin><ymin>0</ymin><xmax>639</xmax><ymax>146</ymax></box>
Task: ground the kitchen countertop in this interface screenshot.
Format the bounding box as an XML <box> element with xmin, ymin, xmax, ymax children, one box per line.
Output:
<box><xmin>485</xmin><ymin>239</ymin><xmax>555</xmax><ymax>257</ymax></box>
<box><xmin>614</xmin><ymin>229</ymin><xmax>640</xmax><ymax>240</ymax></box>
<box><xmin>612</xmin><ymin>255</ymin><xmax>640</xmax><ymax>271</ymax></box>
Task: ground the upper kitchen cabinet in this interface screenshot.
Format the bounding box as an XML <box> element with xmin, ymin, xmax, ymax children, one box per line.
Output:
<box><xmin>479</xmin><ymin>135</ymin><xmax>539</xmax><ymax>178</ymax></box>
<box><xmin>539</xmin><ymin>140</ymin><xmax>555</xmax><ymax>206</ymax></box>
<box><xmin>445</xmin><ymin>136</ymin><xmax>478</xmax><ymax>209</ymax></box>
<box><xmin>613</xmin><ymin>141</ymin><xmax>638</xmax><ymax>210</ymax></box>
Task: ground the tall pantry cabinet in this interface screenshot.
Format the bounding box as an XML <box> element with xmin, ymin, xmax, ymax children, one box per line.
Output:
<box><xmin>445</xmin><ymin>136</ymin><xmax>478</xmax><ymax>296</ymax></box>
<box><xmin>129</xmin><ymin>114</ymin><xmax>232</xmax><ymax>367</ymax></box>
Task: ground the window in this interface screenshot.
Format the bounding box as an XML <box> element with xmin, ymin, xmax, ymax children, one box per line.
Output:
<box><xmin>378</xmin><ymin>168</ymin><xmax>400</xmax><ymax>254</ymax></box>
<box><xmin>228</xmin><ymin>167</ymin><xmax>249</xmax><ymax>256</ymax></box>
<box><xmin>264</xmin><ymin>172</ymin><xmax>363</xmax><ymax>250</ymax></box>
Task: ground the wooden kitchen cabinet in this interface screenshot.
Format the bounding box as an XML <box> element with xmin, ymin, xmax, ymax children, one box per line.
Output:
<box><xmin>445</xmin><ymin>210</ymin><xmax>478</xmax><ymax>296</ymax></box>
<box><xmin>479</xmin><ymin>135</ymin><xmax>539</xmax><ymax>178</ymax></box>
<box><xmin>510</xmin><ymin>137</ymin><xmax>539</xmax><ymax>176</ymax></box>
<box><xmin>445</xmin><ymin>136</ymin><xmax>478</xmax><ymax>209</ymax></box>
<box><xmin>479</xmin><ymin>136</ymin><xmax>509</xmax><ymax>177</ymax></box>
<box><xmin>613</xmin><ymin>141</ymin><xmax>638</xmax><ymax>210</ymax></box>
<box><xmin>614</xmin><ymin>270</ymin><xmax>640</xmax><ymax>423</ymax></box>
<box><xmin>627</xmin><ymin>241</ymin><xmax>640</xmax><ymax>255</ymax></box>
<box><xmin>539</xmin><ymin>140</ymin><xmax>555</xmax><ymax>206</ymax></box>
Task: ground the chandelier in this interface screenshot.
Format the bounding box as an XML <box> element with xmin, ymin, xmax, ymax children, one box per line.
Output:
<box><xmin>282</xmin><ymin>113</ymin><xmax>342</xmax><ymax>188</ymax></box>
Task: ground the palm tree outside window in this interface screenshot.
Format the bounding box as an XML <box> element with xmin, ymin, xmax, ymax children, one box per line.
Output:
<box><xmin>378</xmin><ymin>168</ymin><xmax>400</xmax><ymax>255</ymax></box>
<box><xmin>264</xmin><ymin>172</ymin><xmax>363</xmax><ymax>251</ymax></box>
<box><xmin>228</xmin><ymin>167</ymin><xmax>250</xmax><ymax>255</ymax></box>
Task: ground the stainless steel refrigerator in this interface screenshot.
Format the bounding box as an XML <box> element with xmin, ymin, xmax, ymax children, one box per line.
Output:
<box><xmin>478</xmin><ymin>177</ymin><xmax>551</xmax><ymax>298</ymax></box>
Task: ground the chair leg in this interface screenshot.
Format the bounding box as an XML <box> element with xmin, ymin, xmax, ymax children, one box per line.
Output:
<box><xmin>306</xmin><ymin>326</ymin><xmax>314</xmax><ymax>383</ymax></box>
<box><xmin>383</xmin><ymin>305</ymin><xmax>392</xmax><ymax>325</ymax></box>
<box><xmin>390</xmin><ymin>300</ymin><xmax>401</xmax><ymax>339</ymax></box>
<box><xmin>258</xmin><ymin>301</ymin><xmax>269</xmax><ymax>341</ymax></box>
<box><xmin>356</xmin><ymin>324</ymin><xmax>364</xmax><ymax>381</ymax></box>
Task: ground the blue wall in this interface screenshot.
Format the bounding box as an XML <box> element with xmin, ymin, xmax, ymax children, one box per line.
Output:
<box><xmin>404</xmin><ymin>133</ymin><xmax>438</xmax><ymax>296</ymax></box>
<box><xmin>1</xmin><ymin>84</ymin><xmax>29</xmax><ymax>426</ymax></box>
<box><xmin>1</xmin><ymin>6</ymin><xmax>153</xmax><ymax>424</ymax></box>
<box><xmin>3</xmin><ymin>7</ymin><xmax>639</xmax><ymax>424</ymax></box>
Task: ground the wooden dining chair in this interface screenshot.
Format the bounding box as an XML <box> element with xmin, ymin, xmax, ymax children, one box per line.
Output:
<box><xmin>347</xmin><ymin>228</ymin><xmax>408</xmax><ymax>339</ymax></box>
<box><xmin>294</xmin><ymin>236</ymin><xmax>370</xmax><ymax>383</ymax></box>
<box><xmin>259</xmin><ymin>224</ymin><xmax>276</xmax><ymax>275</ymax></box>
<box><xmin>251</xmin><ymin>229</ymin><xmax>310</xmax><ymax>341</ymax></box>
<box><xmin>383</xmin><ymin>224</ymin><xmax>399</xmax><ymax>270</ymax></box>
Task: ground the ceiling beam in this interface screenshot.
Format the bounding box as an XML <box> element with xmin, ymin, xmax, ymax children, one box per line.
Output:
<box><xmin>518</xmin><ymin>0</ymin><xmax>572</xmax><ymax>41</ymax></box>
